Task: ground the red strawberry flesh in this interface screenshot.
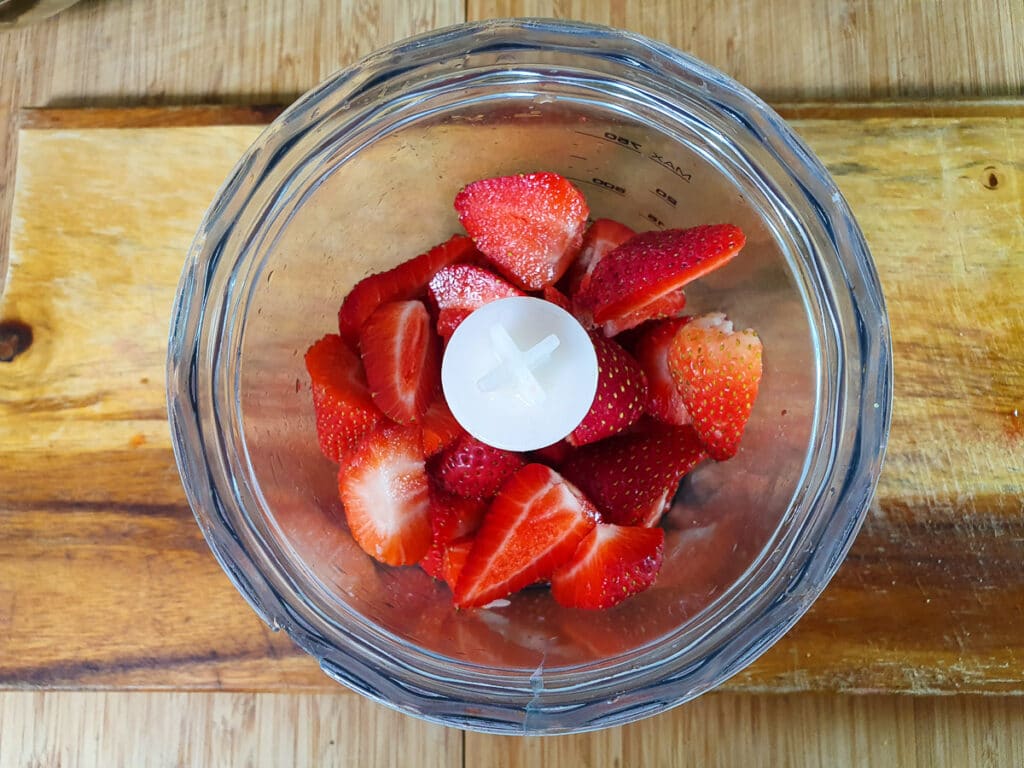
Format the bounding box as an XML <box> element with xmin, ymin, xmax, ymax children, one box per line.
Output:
<box><xmin>304</xmin><ymin>334</ymin><xmax>383</xmax><ymax>463</ymax></box>
<box><xmin>358</xmin><ymin>299</ymin><xmax>440</xmax><ymax>424</ymax></box>
<box><xmin>551</xmin><ymin>524</ymin><xmax>665</xmax><ymax>610</ymax></box>
<box><xmin>453</xmin><ymin>463</ymin><xmax>598</xmax><ymax>608</ymax></box>
<box><xmin>454</xmin><ymin>172</ymin><xmax>589</xmax><ymax>290</ymax></box>
<box><xmin>580</xmin><ymin>224</ymin><xmax>745</xmax><ymax>325</ymax></box>
<box><xmin>428</xmin><ymin>263</ymin><xmax>524</xmax><ymax>339</ymax></box>
<box><xmin>338</xmin><ymin>233</ymin><xmax>476</xmax><ymax>344</ymax></box>
<box><xmin>635</xmin><ymin>317</ymin><xmax>693</xmax><ymax>426</ymax></box>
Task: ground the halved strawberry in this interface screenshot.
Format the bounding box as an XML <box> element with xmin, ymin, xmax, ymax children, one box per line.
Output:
<box><xmin>420</xmin><ymin>396</ymin><xmax>463</xmax><ymax>457</ymax></box>
<box><xmin>338</xmin><ymin>425</ymin><xmax>431</xmax><ymax>565</ymax></box>
<box><xmin>600</xmin><ymin>288</ymin><xmax>687</xmax><ymax>338</ymax></box>
<box><xmin>560</xmin><ymin>423</ymin><xmax>706</xmax><ymax>526</ymax></box>
<box><xmin>419</xmin><ymin>486</ymin><xmax>487</xmax><ymax>579</ymax></box>
<box><xmin>436</xmin><ymin>433</ymin><xmax>526</xmax><ymax>500</ymax></box>
<box><xmin>668</xmin><ymin>313</ymin><xmax>763</xmax><ymax>460</ymax></box>
<box><xmin>577</xmin><ymin>224</ymin><xmax>745</xmax><ymax>327</ymax></box>
<box><xmin>338</xmin><ymin>234</ymin><xmax>477</xmax><ymax>344</ymax></box>
<box><xmin>427</xmin><ymin>263</ymin><xmax>524</xmax><ymax>339</ymax></box>
<box><xmin>566</xmin><ymin>334</ymin><xmax>648</xmax><ymax>447</ymax></box>
<box><xmin>304</xmin><ymin>334</ymin><xmax>384</xmax><ymax>463</ymax></box>
<box><xmin>453</xmin><ymin>463</ymin><xmax>599</xmax><ymax>608</ymax></box>
<box><xmin>359</xmin><ymin>299</ymin><xmax>440</xmax><ymax>424</ymax></box>
<box><xmin>542</xmin><ymin>285</ymin><xmax>572</xmax><ymax>313</ymax></box>
<box><xmin>566</xmin><ymin>218</ymin><xmax>636</xmax><ymax>297</ymax></box>
<box><xmin>454</xmin><ymin>172</ymin><xmax>589</xmax><ymax>290</ymax></box>
<box><xmin>551</xmin><ymin>524</ymin><xmax>665</xmax><ymax>609</ymax></box>
<box><xmin>634</xmin><ymin>317</ymin><xmax>693</xmax><ymax>426</ymax></box>
<box><xmin>442</xmin><ymin>537</ymin><xmax>474</xmax><ymax>591</ymax></box>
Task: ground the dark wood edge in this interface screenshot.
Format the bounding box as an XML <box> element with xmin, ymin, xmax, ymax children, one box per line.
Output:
<box><xmin>18</xmin><ymin>105</ymin><xmax>287</xmax><ymax>129</ymax></box>
<box><xmin>16</xmin><ymin>99</ymin><xmax>1024</xmax><ymax>130</ymax></box>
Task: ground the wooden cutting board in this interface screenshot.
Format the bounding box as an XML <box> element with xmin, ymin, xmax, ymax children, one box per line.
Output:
<box><xmin>0</xmin><ymin>103</ymin><xmax>1021</xmax><ymax>695</ymax></box>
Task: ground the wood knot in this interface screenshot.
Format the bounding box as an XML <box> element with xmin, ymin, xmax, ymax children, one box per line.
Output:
<box><xmin>982</xmin><ymin>166</ymin><xmax>1001</xmax><ymax>190</ymax></box>
<box><xmin>0</xmin><ymin>319</ymin><xmax>33</xmax><ymax>362</ymax></box>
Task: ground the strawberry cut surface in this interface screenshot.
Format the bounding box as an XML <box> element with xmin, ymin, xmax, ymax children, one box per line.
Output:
<box><xmin>668</xmin><ymin>313</ymin><xmax>763</xmax><ymax>460</ymax></box>
<box><xmin>579</xmin><ymin>224</ymin><xmax>745</xmax><ymax>326</ymax></box>
<box><xmin>566</xmin><ymin>218</ymin><xmax>636</xmax><ymax>297</ymax></box>
<box><xmin>338</xmin><ymin>233</ymin><xmax>476</xmax><ymax>344</ymax></box>
<box><xmin>454</xmin><ymin>172</ymin><xmax>589</xmax><ymax>290</ymax></box>
<box><xmin>635</xmin><ymin>317</ymin><xmax>693</xmax><ymax>426</ymax></box>
<box><xmin>428</xmin><ymin>263</ymin><xmax>524</xmax><ymax>339</ymax></box>
<box><xmin>551</xmin><ymin>524</ymin><xmax>665</xmax><ymax>610</ymax></box>
<box><xmin>338</xmin><ymin>425</ymin><xmax>431</xmax><ymax>566</ymax></box>
<box><xmin>304</xmin><ymin>334</ymin><xmax>384</xmax><ymax>463</ymax></box>
<box><xmin>561</xmin><ymin>423</ymin><xmax>706</xmax><ymax>526</ymax></box>
<box><xmin>453</xmin><ymin>464</ymin><xmax>599</xmax><ymax>608</ymax></box>
<box><xmin>358</xmin><ymin>299</ymin><xmax>440</xmax><ymax>424</ymax></box>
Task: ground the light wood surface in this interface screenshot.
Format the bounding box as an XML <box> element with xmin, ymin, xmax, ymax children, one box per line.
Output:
<box><xmin>1</xmin><ymin>0</ymin><xmax>1023</xmax><ymax>765</ymax></box>
<box><xmin>3</xmin><ymin>103</ymin><xmax>1022</xmax><ymax>695</ymax></box>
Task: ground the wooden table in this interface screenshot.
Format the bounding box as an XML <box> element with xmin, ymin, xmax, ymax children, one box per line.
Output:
<box><xmin>2</xmin><ymin>2</ymin><xmax>1023</xmax><ymax>766</ymax></box>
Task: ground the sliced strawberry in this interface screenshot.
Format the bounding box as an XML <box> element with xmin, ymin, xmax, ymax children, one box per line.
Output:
<box><xmin>567</xmin><ymin>334</ymin><xmax>648</xmax><ymax>447</ymax></box>
<box><xmin>453</xmin><ymin>463</ymin><xmax>599</xmax><ymax>608</ymax></box>
<box><xmin>542</xmin><ymin>285</ymin><xmax>572</xmax><ymax>313</ymax></box>
<box><xmin>359</xmin><ymin>299</ymin><xmax>440</xmax><ymax>424</ymax></box>
<box><xmin>338</xmin><ymin>234</ymin><xmax>476</xmax><ymax>344</ymax></box>
<box><xmin>338</xmin><ymin>425</ymin><xmax>431</xmax><ymax>565</ymax></box>
<box><xmin>634</xmin><ymin>317</ymin><xmax>693</xmax><ymax>426</ymax></box>
<box><xmin>560</xmin><ymin>423</ymin><xmax>706</xmax><ymax>526</ymax></box>
<box><xmin>428</xmin><ymin>264</ymin><xmax>524</xmax><ymax>339</ymax></box>
<box><xmin>436</xmin><ymin>433</ymin><xmax>526</xmax><ymax>500</ymax></box>
<box><xmin>566</xmin><ymin>218</ymin><xmax>636</xmax><ymax>297</ymax></box>
<box><xmin>600</xmin><ymin>288</ymin><xmax>687</xmax><ymax>338</ymax></box>
<box><xmin>577</xmin><ymin>224</ymin><xmax>745</xmax><ymax>327</ymax></box>
<box><xmin>419</xmin><ymin>487</ymin><xmax>487</xmax><ymax>579</ymax></box>
<box><xmin>304</xmin><ymin>334</ymin><xmax>384</xmax><ymax>463</ymax></box>
<box><xmin>668</xmin><ymin>313</ymin><xmax>763</xmax><ymax>460</ymax></box>
<box><xmin>420</xmin><ymin>396</ymin><xmax>463</xmax><ymax>456</ymax></box>
<box><xmin>454</xmin><ymin>172</ymin><xmax>589</xmax><ymax>290</ymax></box>
<box><xmin>442</xmin><ymin>537</ymin><xmax>474</xmax><ymax>591</ymax></box>
<box><xmin>551</xmin><ymin>524</ymin><xmax>665</xmax><ymax>609</ymax></box>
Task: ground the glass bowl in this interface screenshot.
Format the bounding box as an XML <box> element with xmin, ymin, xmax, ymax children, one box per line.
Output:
<box><xmin>166</xmin><ymin>18</ymin><xmax>892</xmax><ymax>735</ymax></box>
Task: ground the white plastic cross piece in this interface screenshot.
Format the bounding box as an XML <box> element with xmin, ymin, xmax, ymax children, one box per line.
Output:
<box><xmin>440</xmin><ymin>296</ymin><xmax>599</xmax><ymax>452</ymax></box>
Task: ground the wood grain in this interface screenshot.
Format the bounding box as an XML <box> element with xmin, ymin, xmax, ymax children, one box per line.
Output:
<box><xmin>464</xmin><ymin>693</ymin><xmax>1024</xmax><ymax>768</ymax></box>
<box><xmin>0</xmin><ymin>103</ymin><xmax>1021</xmax><ymax>696</ymax></box>
<box><xmin>0</xmin><ymin>691</ymin><xmax>461</xmax><ymax>768</ymax></box>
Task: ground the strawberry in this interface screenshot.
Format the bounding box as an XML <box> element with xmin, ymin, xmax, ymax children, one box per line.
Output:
<box><xmin>560</xmin><ymin>423</ymin><xmax>706</xmax><ymax>526</ymax></box>
<box><xmin>531</xmin><ymin>440</ymin><xmax>572</xmax><ymax>467</ymax></box>
<box><xmin>566</xmin><ymin>218</ymin><xmax>636</xmax><ymax>296</ymax></box>
<box><xmin>427</xmin><ymin>264</ymin><xmax>524</xmax><ymax>339</ymax></box>
<box><xmin>420</xmin><ymin>396</ymin><xmax>463</xmax><ymax>457</ymax></box>
<box><xmin>634</xmin><ymin>317</ymin><xmax>693</xmax><ymax>426</ymax></box>
<box><xmin>453</xmin><ymin>463</ymin><xmax>599</xmax><ymax>608</ymax></box>
<box><xmin>338</xmin><ymin>233</ymin><xmax>476</xmax><ymax>344</ymax></box>
<box><xmin>566</xmin><ymin>334</ymin><xmax>648</xmax><ymax>447</ymax></box>
<box><xmin>442</xmin><ymin>537</ymin><xmax>474</xmax><ymax>591</ymax></box>
<box><xmin>454</xmin><ymin>172</ymin><xmax>589</xmax><ymax>290</ymax></box>
<box><xmin>542</xmin><ymin>285</ymin><xmax>573</xmax><ymax>313</ymax></box>
<box><xmin>600</xmin><ymin>288</ymin><xmax>687</xmax><ymax>338</ymax></box>
<box><xmin>358</xmin><ymin>299</ymin><xmax>440</xmax><ymax>424</ymax></box>
<box><xmin>304</xmin><ymin>334</ymin><xmax>384</xmax><ymax>463</ymax></box>
<box><xmin>419</xmin><ymin>487</ymin><xmax>487</xmax><ymax>579</ymax></box>
<box><xmin>436</xmin><ymin>433</ymin><xmax>526</xmax><ymax>500</ymax></box>
<box><xmin>577</xmin><ymin>224</ymin><xmax>745</xmax><ymax>328</ymax></box>
<box><xmin>551</xmin><ymin>524</ymin><xmax>665</xmax><ymax>609</ymax></box>
<box><xmin>668</xmin><ymin>313</ymin><xmax>763</xmax><ymax>460</ymax></box>
<box><xmin>338</xmin><ymin>425</ymin><xmax>431</xmax><ymax>565</ymax></box>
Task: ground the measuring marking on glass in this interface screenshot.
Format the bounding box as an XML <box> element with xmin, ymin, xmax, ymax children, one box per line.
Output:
<box><xmin>441</xmin><ymin>297</ymin><xmax>599</xmax><ymax>452</ymax></box>
<box><xmin>573</xmin><ymin>129</ymin><xmax>642</xmax><ymax>153</ymax></box>
<box><xmin>649</xmin><ymin>187</ymin><xmax>679</xmax><ymax>207</ymax></box>
<box><xmin>566</xmin><ymin>176</ymin><xmax>627</xmax><ymax>197</ymax></box>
